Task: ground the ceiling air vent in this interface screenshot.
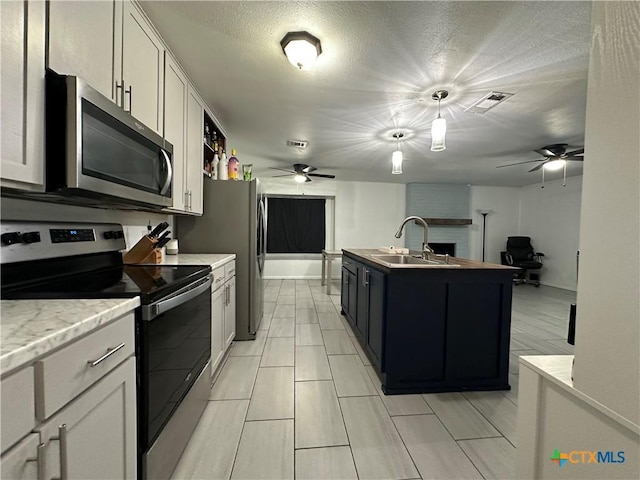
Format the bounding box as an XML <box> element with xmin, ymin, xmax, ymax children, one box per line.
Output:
<box><xmin>287</xmin><ymin>139</ymin><xmax>308</xmax><ymax>149</ymax></box>
<box><xmin>465</xmin><ymin>91</ymin><xmax>514</xmax><ymax>114</ymax></box>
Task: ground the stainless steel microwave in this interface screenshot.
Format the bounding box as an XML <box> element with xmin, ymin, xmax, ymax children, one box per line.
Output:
<box><xmin>45</xmin><ymin>71</ymin><xmax>173</xmax><ymax>209</ymax></box>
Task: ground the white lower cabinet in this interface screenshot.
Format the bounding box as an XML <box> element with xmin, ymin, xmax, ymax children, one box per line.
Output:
<box><xmin>210</xmin><ymin>259</ymin><xmax>236</xmax><ymax>379</ymax></box>
<box><xmin>36</xmin><ymin>357</ymin><xmax>136</xmax><ymax>480</ymax></box>
<box><xmin>0</xmin><ymin>312</ymin><xmax>137</xmax><ymax>480</ymax></box>
<box><xmin>211</xmin><ymin>271</ymin><xmax>226</xmax><ymax>377</ymax></box>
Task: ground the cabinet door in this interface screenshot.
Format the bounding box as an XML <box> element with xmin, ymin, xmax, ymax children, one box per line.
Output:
<box><xmin>185</xmin><ymin>86</ymin><xmax>204</xmax><ymax>214</ymax></box>
<box><xmin>163</xmin><ymin>53</ymin><xmax>187</xmax><ymax>212</ymax></box>
<box><xmin>355</xmin><ymin>265</ymin><xmax>369</xmax><ymax>340</ymax></box>
<box><xmin>366</xmin><ymin>268</ymin><xmax>385</xmax><ymax>369</ymax></box>
<box><xmin>47</xmin><ymin>0</ymin><xmax>121</xmax><ymax>102</ymax></box>
<box><xmin>0</xmin><ymin>0</ymin><xmax>45</xmax><ymax>189</ymax></box>
<box><xmin>224</xmin><ymin>277</ymin><xmax>236</xmax><ymax>348</ymax></box>
<box><xmin>211</xmin><ymin>286</ymin><xmax>225</xmax><ymax>377</ymax></box>
<box><xmin>0</xmin><ymin>433</ymin><xmax>41</xmax><ymax>480</ymax></box>
<box><xmin>122</xmin><ymin>1</ymin><xmax>164</xmax><ymax>134</ymax></box>
<box><xmin>340</xmin><ymin>267</ymin><xmax>349</xmax><ymax>315</ymax></box>
<box><xmin>36</xmin><ymin>357</ymin><xmax>136</xmax><ymax>480</ymax></box>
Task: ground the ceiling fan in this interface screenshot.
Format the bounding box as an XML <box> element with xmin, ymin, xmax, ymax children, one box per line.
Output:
<box><xmin>497</xmin><ymin>144</ymin><xmax>585</xmax><ymax>172</ymax></box>
<box><xmin>269</xmin><ymin>163</ymin><xmax>336</xmax><ymax>183</ymax></box>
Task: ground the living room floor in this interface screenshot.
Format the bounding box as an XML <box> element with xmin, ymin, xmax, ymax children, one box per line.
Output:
<box><xmin>171</xmin><ymin>279</ymin><xmax>575</xmax><ymax>480</ymax></box>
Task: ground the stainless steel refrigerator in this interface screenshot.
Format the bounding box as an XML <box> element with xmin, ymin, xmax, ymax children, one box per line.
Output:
<box><xmin>177</xmin><ymin>179</ymin><xmax>265</xmax><ymax>340</ymax></box>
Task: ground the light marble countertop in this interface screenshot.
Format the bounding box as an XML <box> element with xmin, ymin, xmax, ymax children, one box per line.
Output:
<box><xmin>1</xmin><ymin>297</ymin><xmax>140</xmax><ymax>376</ymax></box>
<box><xmin>146</xmin><ymin>253</ymin><xmax>236</xmax><ymax>269</ymax></box>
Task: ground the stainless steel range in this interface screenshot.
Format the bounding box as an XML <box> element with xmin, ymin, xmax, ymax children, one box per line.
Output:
<box><xmin>1</xmin><ymin>221</ymin><xmax>212</xmax><ymax>480</ymax></box>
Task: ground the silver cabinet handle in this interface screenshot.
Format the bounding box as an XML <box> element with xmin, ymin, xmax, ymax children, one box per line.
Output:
<box><xmin>51</xmin><ymin>424</ymin><xmax>68</xmax><ymax>480</ymax></box>
<box><xmin>189</xmin><ymin>191</ymin><xmax>193</xmax><ymax>209</ymax></box>
<box><xmin>362</xmin><ymin>268</ymin><xmax>369</xmax><ymax>287</ymax></box>
<box><xmin>115</xmin><ymin>81</ymin><xmax>123</xmax><ymax>107</ymax></box>
<box><xmin>225</xmin><ymin>285</ymin><xmax>229</xmax><ymax>305</ymax></box>
<box><xmin>159</xmin><ymin>148</ymin><xmax>173</xmax><ymax>196</ymax></box>
<box><xmin>184</xmin><ymin>191</ymin><xmax>190</xmax><ymax>209</ymax></box>
<box><xmin>26</xmin><ymin>443</ymin><xmax>46</xmax><ymax>480</ymax></box>
<box><xmin>125</xmin><ymin>84</ymin><xmax>132</xmax><ymax>114</ymax></box>
<box><xmin>87</xmin><ymin>342</ymin><xmax>126</xmax><ymax>367</ymax></box>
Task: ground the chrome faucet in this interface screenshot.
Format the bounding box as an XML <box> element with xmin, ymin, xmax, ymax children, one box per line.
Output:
<box><xmin>394</xmin><ymin>216</ymin><xmax>434</xmax><ymax>259</ymax></box>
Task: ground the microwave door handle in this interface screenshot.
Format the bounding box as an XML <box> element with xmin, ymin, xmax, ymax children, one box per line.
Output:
<box><xmin>142</xmin><ymin>276</ymin><xmax>212</xmax><ymax>321</ymax></box>
<box><xmin>159</xmin><ymin>149</ymin><xmax>173</xmax><ymax>196</ymax></box>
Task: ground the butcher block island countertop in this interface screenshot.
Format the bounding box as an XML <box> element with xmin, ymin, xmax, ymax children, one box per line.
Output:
<box><xmin>340</xmin><ymin>249</ymin><xmax>516</xmax><ymax>394</ymax></box>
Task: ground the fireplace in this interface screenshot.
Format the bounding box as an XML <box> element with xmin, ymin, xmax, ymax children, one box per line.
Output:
<box><xmin>429</xmin><ymin>243</ymin><xmax>455</xmax><ymax>256</ymax></box>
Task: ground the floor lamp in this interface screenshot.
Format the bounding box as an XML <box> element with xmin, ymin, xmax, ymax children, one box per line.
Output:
<box><xmin>477</xmin><ymin>209</ymin><xmax>493</xmax><ymax>262</ymax></box>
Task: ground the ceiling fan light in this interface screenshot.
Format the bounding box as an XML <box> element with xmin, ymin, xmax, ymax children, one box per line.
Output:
<box><xmin>544</xmin><ymin>159</ymin><xmax>566</xmax><ymax>171</ymax></box>
<box><xmin>391</xmin><ymin>150</ymin><xmax>403</xmax><ymax>174</ymax></box>
<box><xmin>294</xmin><ymin>173</ymin><xmax>307</xmax><ymax>183</ymax></box>
<box><xmin>280</xmin><ymin>31</ymin><xmax>322</xmax><ymax>70</ymax></box>
<box><xmin>430</xmin><ymin>116</ymin><xmax>447</xmax><ymax>152</ymax></box>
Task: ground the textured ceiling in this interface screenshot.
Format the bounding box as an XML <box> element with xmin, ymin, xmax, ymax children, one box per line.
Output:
<box><xmin>140</xmin><ymin>1</ymin><xmax>593</xmax><ymax>186</ymax></box>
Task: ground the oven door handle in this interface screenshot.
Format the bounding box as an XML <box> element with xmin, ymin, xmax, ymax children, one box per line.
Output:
<box><xmin>142</xmin><ymin>275</ymin><xmax>212</xmax><ymax>321</ymax></box>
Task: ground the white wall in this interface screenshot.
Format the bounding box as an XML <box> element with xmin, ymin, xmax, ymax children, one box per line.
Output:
<box><xmin>0</xmin><ymin>197</ymin><xmax>172</xmax><ymax>250</ymax></box>
<box><xmin>261</xmin><ymin>178</ymin><xmax>405</xmax><ymax>279</ymax></box>
<box><xmin>518</xmin><ymin>176</ymin><xmax>582</xmax><ymax>290</ymax></box>
<box><xmin>469</xmin><ymin>186</ymin><xmax>520</xmax><ymax>264</ymax></box>
<box><xmin>573</xmin><ymin>1</ymin><xmax>640</xmax><ymax>425</ymax></box>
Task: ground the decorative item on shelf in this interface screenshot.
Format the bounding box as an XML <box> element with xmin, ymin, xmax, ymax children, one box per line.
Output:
<box><xmin>243</xmin><ymin>164</ymin><xmax>253</xmax><ymax>181</ymax></box>
<box><xmin>280</xmin><ymin>31</ymin><xmax>322</xmax><ymax>70</ymax></box>
<box><xmin>218</xmin><ymin>150</ymin><xmax>229</xmax><ymax>180</ymax></box>
<box><xmin>211</xmin><ymin>151</ymin><xmax>219</xmax><ymax>180</ymax></box>
<box><xmin>204</xmin><ymin>123</ymin><xmax>211</xmax><ymax>145</ymax></box>
<box><xmin>391</xmin><ymin>132</ymin><xmax>404</xmax><ymax>174</ymax></box>
<box><xmin>228</xmin><ymin>149</ymin><xmax>239</xmax><ymax>180</ymax></box>
<box><xmin>430</xmin><ymin>90</ymin><xmax>448</xmax><ymax>152</ymax></box>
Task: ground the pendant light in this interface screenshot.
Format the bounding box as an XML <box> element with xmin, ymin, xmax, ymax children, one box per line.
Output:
<box><xmin>392</xmin><ymin>133</ymin><xmax>404</xmax><ymax>174</ymax></box>
<box><xmin>280</xmin><ymin>31</ymin><xmax>322</xmax><ymax>70</ymax></box>
<box><xmin>430</xmin><ymin>90</ymin><xmax>448</xmax><ymax>152</ymax></box>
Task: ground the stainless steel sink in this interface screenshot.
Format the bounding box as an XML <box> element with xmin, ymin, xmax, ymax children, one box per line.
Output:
<box><xmin>369</xmin><ymin>254</ymin><xmax>459</xmax><ymax>266</ymax></box>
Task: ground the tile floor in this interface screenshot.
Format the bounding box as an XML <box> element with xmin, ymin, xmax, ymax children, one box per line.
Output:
<box><xmin>172</xmin><ymin>279</ymin><xmax>575</xmax><ymax>480</ymax></box>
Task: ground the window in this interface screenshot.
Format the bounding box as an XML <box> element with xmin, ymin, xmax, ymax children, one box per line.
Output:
<box><xmin>266</xmin><ymin>197</ymin><xmax>326</xmax><ymax>253</ymax></box>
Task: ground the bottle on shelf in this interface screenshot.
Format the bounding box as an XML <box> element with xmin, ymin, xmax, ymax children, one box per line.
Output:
<box><xmin>211</xmin><ymin>151</ymin><xmax>219</xmax><ymax>180</ymax></box>
<box><xmin>228</xmin><ymin>149</ymin><xmax>239</xmax><ymax>180</ymax></box>
<box><xmin>212</xmin><ymin>130</ymin><xmax>218</xmax><ymax>152</ymax></box>
<box><xmin>217</xmin><ymin>150</ymin><xmax>228</xmax><ymax>180</ymax></box>
<box><xmin>204</xmin><ymin>123</ymin><xmax>211</xmax><ymax>145</ymax></box>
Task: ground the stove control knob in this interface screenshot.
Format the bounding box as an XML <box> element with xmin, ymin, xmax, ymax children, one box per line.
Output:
<box><xmin>116</xmin><ymin>231</ymin><xmax>125</xmax><ymax>239</ymax></box>
<box><xmin>1</xmin><ymin>232</ymin><xmax>22</xmax><ymax>245</ymax></box>
<box><xmin>22</xmin><ymin>231</ymin><xmax>41</xmax><ymax>244</ymax></box>
<box><xmin>103</xmin><ymin>231</ymin><xmax>115</xmax><ymax>239</ymax></box>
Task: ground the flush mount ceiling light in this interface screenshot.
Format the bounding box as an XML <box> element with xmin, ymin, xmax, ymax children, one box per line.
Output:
<box><xmin>294</xmin><ymin>173</ymin><xmax>308</xmax><ymax>183</ymax></box>
<box><xmin>430</xmin><ymin>90</ymin><xmax>448</xmax><ymax>152</ymax></box>
<box><xmin>391</xmin><ymin>133</ymin><xmax>404</xmax><ymax>174</ymax></box>
<box><xmin>280</xmin><ymin>31</ymin><xmax>322</xmax><ymax>70</ymax></box>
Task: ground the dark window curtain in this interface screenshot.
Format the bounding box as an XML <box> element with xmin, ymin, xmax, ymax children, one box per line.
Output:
<box><xmin>267</xmin><ymin>198</ymin><xmax>326</xmax><ymax>253</ymax></box>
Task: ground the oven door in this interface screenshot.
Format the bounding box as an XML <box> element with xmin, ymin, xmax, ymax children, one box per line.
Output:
<box><xmin>137</xmin><ymin>275</ymin><xmax>212</xmax><ymax>452</ymax></box>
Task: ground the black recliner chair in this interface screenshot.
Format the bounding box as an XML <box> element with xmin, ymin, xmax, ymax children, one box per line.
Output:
<box><xmin>500</xmin><ymin>236</ymin><xmax>544</xmax><ymax>286</ymax></box>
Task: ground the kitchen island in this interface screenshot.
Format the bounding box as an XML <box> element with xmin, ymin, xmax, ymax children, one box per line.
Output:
<box><xmin>340</xmin><ymin>248</ymin><xmax>516</xmax><ymax>394</ymax></box>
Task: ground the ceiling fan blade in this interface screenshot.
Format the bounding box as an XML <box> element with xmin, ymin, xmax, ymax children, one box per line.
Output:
<box><xmin>271</xmin><ymin>174</ymin><xmax>294</xmax><ymax>178</ymax></box>
<box><xmin>534</xmin><ymin>148</ymin><xmax>556</xmax><ymax>157</ymax></box>
<box><xmin>565</xmin><ymin>148</ymin><xmax>584</xmax><ymax>157</ymax></box>
<box><xmin>496</xmin><ymin>159</ymin><xmax>544</xmax><ymax>169</ymax></box>
<box><xmin>269</xmin><ymin>167</ymin><xmax>296</xmax><ymax>174</ymax></box>
<box><xmin>565</xmin><ymin>156</ymin><xmax>584</xmax><ymax>162</ymax></box>
<box><xmin>528</xmin><ymin>162</ymin><xmax>546</xmax><ymax>172</ymax></box>
<box><xmin>303</xmin><ymin>166</ymin><xmax>317</xmax><ymax>173</ymax></box>
<box><xmin>304</xmin><ymin>175</ymin><xmax>312</xmax><ymax>182</ymax></box>
<box><xmin>307</xmin><ymin>173</ymin><xmax>336</xmax><ymax>179</ymax></box>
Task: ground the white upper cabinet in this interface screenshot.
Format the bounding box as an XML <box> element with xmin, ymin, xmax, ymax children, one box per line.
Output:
<box><xmin>47</xmin><ymin>0</ymin><xmax>122</xmax><ymax>102</ymax></box>
<box><xmin>0</xmin><ymin>0</ymin><xmax>45</xmax><ymax>190</ymax></box>
<box><xmin>122</xmin><ymin>1</ymin><xmax>164</xmax><ymax>135</ymax></box>
<box><xmin>186</xmin><ymin>86</ymin><xmax>205</xmax><ymax>215</ymax></box>
<box><xmin>163</xmin><ymin>53</ymin><xmax>187</xmax><ymax>212</ymax></box>
<box><xmin>48</xmin><ymin>1</ymin><xmax>164</xmax><ymax>135</ymax></box>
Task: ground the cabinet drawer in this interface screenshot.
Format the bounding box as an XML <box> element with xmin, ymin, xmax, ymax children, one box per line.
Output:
<box><xmin>34</xmin><ymin>313</ymin><xmax>135</xmax><ymax>420</ymax></box>
<box><xmin>224</xmin><ymin>260</ymin><xmax>236</xmax><ymax>281</ymax></box>
<box><xmin>0</xmin><ymin>433</ymin><xmax>40</xmax><ymax>479</ymax></box>
<box><xmin>212</xmin><ymin>266</ymin><xmax>225</xmax><ymax>291</ymax></box>
<box><xmin>342</xmin><ymin>259</ymin><xmax>356</xmax><ymax>275</ymax></box>
<box><xmin>1</xmin><ymin>367</ymin><xmax>35</xmax><ymax>453</ymax></box>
